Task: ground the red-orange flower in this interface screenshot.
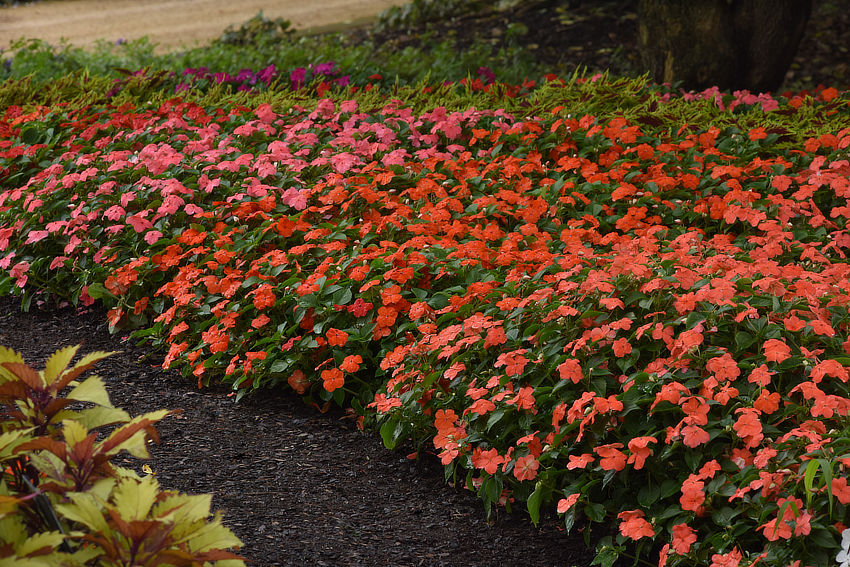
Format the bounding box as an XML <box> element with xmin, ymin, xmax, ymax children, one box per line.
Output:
<box><xmin>471</xmin><ymin>447</ymin><xmax>504</xmax><ymax>475</ymax></box>
<box><xmin>557</xmin><ymin>358</ymin><xmax>583</xmax><ymax>383</ymax></box>
<box><xmin>763</xmin><ymin>338</ymin><xmax>791</xmax><ymax>363</ymax></box>
<box><xmin>567</xmin><ymin>453</ymin><xmax>594</xmax><ymax>470</ymax></box>
<box><xmin>595</xmin><ymin>443</ymin><xmax>626</xmax><ymax>471</ymax></box>
<box><xmin>627</xmin><ymin>436</ymin><xmax>656</xmax><ymax>470</ymax></box>
<box><xmin>326</xmin><ymin>328</ymin><xmax>349</xmax><ymax>347</ymax></box>
<box><xmin>287</xmin><ymin>369</ymin><xmax>309</xmax><ymax>394</ymax></box>
<box><xmin>321</xmin><ymin>368</ymin><xmax>345</xmax><ymax>392</ymax></box>
<box><xmin>340</xmin><ymin>354</ymin><xmax>362</xmax><ymax>373</ymax></box>
<box><xmin>612</xmin><ymin>337</ymin><xmax>632</xmax><ymax>357</ymax></box>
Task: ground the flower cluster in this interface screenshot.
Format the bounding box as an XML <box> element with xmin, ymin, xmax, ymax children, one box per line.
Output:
<box><xmin>1</xmin><ymin>81</ymin><xmax>849</xmax><ymax>566</ymax></box>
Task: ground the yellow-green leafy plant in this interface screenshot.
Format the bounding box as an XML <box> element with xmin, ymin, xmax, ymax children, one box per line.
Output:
<box><xmin>0</xmin><ymin>345</ymin><xmax>245</xmax><ymax>566</ymax></box>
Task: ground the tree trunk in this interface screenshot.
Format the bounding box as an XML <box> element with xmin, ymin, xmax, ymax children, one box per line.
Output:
<box><xmin>637</xmin><ymin>0</ymin><xmax>812</xmax><ymax>92</ymax></box>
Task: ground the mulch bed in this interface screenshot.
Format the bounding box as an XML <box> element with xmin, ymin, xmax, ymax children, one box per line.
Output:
<box><xmin>0</xmin><ymin>296</ymin><xmax>598</xmax><ymax>566</ymax></box>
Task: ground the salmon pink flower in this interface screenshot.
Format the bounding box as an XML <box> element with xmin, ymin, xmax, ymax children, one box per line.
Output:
<box><xmin>471</xmin><ymin>447</ymin><xmax>504</xmax><ymax>475</ymax></box>
<box><xmin>513</xmin><ymin>454</ymin><xmax>539</xmax><ymax>482</ymax></box>
<box><xmin>671</xmin><ymin>523</ymin><xmax>697</xmax><ymax>554</ymax></box>
<box><xmin>556</xmin><ymin>493</ymin><xmax>579</xmax><ymax>514</ymax></box>
<box><xmin>617</xmin><ymin>509</ymin><xmax>654</xmax><ymax>540</ymax></box>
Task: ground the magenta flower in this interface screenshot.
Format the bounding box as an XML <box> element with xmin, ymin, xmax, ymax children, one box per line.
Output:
<box><xmin>290</xmin><ymin>67</ymin><xmax>307</xmax><ymax>89</ymax></box>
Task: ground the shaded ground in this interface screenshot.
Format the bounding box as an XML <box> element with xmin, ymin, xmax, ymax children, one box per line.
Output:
<box><xmin>0</xmin><ymin>296</ymin><xmax>598</xmax><ymax>567</ymax></box>
<box><xmin>348</xmin><ymin>0</ymin><xmax>849</xmax><ymax>92</ymax></box>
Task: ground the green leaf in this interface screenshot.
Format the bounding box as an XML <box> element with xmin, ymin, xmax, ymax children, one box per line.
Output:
<box><xmin>379</xmin><ymin>417</ymin><xmax>403</xmax><ymax>450</ymax></box>
<box><xmin>42</xmin><ymin>344</ymin><xmax>79</xmax><ymax>386</ymax></box>
<box><xmin>56</xmin><ymin>406</ymin><xmax>131</xmax><ymax>430</ymax></box>
<box><xmin>527</xmin><ymin>482</ymin><xmax>543</xmax><ymax>526</ymax></box>
<box><xmin>637</xmin><ymin>483</ymin><xmax>660</xmax><ymax>507</ymax></box>
<box><xmin>734</xmin><ymin>330</ymin><xmax>756</xmax><ymax>351</ymax></box>
<box><xmin>803</xmin><ymin>458</ymin><xmax>820</xmax><ymax>510</ymax></box>
<box><xmin>15</xmin><ymin>531</ymin><xmax>67</xmax><ymax>557</ymax></box>
<box><xmin>712</xmin><ymin>506</ymin><xmax>742</xmax><ymax>526</ymax></box>
<box><xmin>56</xmin><ymin>491</ymin><xmax>112</xmax><ymax>534</ymax></box>
<box><xmin>112</xmin><ymin>475</ymin><xmax>159</xmax><ymax>521</ymax></box>
<box><xmin>83</xmin><ymin>282</ymin><xmax>116</xmax><ymax>300</ymax></box>
<box><xmin>160</xmin><ymin>493</ymin><xmax>213</xmax><ymax>526</ymax></box>
<box><xmin>585</xmin><ymin>502</ymin><xmax>606</xmax><ymax>522</ymax></box>
<box><xmin>67</xmin><ymin>375</ymin><xmax>112</xmax><ymax>407</ymax></box>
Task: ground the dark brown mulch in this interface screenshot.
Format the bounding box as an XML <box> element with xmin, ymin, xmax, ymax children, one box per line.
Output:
<box><xmin>348</xmin><ymin>0</ymin><xmax>849</xmax><ymax>92</ymax></box>
<box><xmin>0</xmin><ymin>295</ymin><xmax>599</xmax><ymax>567</ymax></box>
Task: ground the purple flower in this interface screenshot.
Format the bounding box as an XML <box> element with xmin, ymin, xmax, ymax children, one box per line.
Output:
<box><xmin>290</xmin><ymin>67</ymin><xmax>307</xmax><ymax>89</ymax></box>
<box><xmin>312</xmin><ymin>62</ymin><xmax>337</xmax><ymax>76</ymax></box>
<box><xmin>214</xmin><ymin>72</ymin><xmax>232</xmax><ymax>84</ymax></box>
<box><xmin>335</xmin><ymin>75</ymin><xmax>350</xmax><ymax>87</ymax></box>
<box><xmin>477</xmin><ymin>66</ymin><xmax>496</xmax><ymax>84</ymax></box>
<box><xmin>236</xmin><ymin>68</ymin><xmax>255</xmax><ymax>83</ymax></box>
<box><xmin>257</xmin><ymin>64</ymin><xmax>277</xmax><ymax>84</ymax></box>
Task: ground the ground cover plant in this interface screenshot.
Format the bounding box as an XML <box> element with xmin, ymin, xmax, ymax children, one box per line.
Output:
<box><xmin>1</xmin><ymin>70</ymin><xmax>849</xmax><ymax>566</ymax></box>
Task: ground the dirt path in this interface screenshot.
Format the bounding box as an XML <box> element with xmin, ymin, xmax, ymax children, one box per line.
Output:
<box><xmin>0</xmin><ymin>0</ymin><xmax>403</xmax><ymax>53</ymax></box>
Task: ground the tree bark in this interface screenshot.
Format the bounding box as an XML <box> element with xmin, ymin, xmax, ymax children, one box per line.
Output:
<box><xmin>637</xmin><ymin>0</ymin><xmax>812</xmax><ymax>92</ymax></box>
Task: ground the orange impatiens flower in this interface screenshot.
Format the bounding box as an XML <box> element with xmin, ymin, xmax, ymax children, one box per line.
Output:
<box><xmin>832</xmin><ymin>477</ymin><xmax>850</xmax><ymax>504</ymax></box>
<box><xmin>251</xmin><ymin>283</ymin><xmax>276</xmax><ymax>310</ymax></box>
<box><xmin>287</xmin><ymin>369</ymin><xmax>309</xmax><ymax>395</ymax></box>
<box><xmin>680</xmin><ymin>476</ymin><xmax>705</xmax><ymax>512</ymax></box>
<box><xmin>595</xmin><ymin>443</ymin><xmax>627</xmax><ymax>471</ymax></box>
<box><xmin>557</xmin><ymin>358</ymin><xmax>583</xmax><ymax>383</ymax></box>
<box><xmin>483</xmin><ymin>325</ymin><xmax>507</xmax><ymax>348</ymax></box>
<box><xmin>753</xmin><ymin>389</ymin><xmax>780</xmax><ymax>414</ymax></box>
<box><xmin>681</xmin><ymin>425</ymin><xmax>710</xmax><ymax>448</ymax></box>
<box><xmin>368</xmin><ymin>393</ymin><xmax>402</xmax><ymax>413</ymax></box>
<box><xmin>326</xmin><ymin>327</ymin><xmax>349</xmax><ymax>347</ymax></box>
<box><xmin>705</xmin><ymin>352</ymin><xmax>740</xmax><ymax>382</ymax></box>
<box><xmin>763</xmin><ymin>338</ymin><xmax>791</xmax><ymax>363</ymax></box>
<box><xmin>567</xmin><ymin>453</ymin><xmax>594</xmax><ymax>470</ymax></box>
<box><xmin>617</xmin><ymin>509</ymin><xmax>654</xmax><ymax>540</ymax></box>
<box><xmin>748</xmin><ymin>364</ymin><xmax>774</xmax><ymax>387</ymax></box>
<box><xmin>340</xmin><ymin>354</ymin><xmax>362</xmax><ymax>373</ymax></box>
<box><xmin>709</xmin><ymin>548</ymin><xmax>742</xmax><ymax>567</ymax></box>
<box><xmin>201</xmin><ymin>325</ymin><xmax>229</xmax><ymax>354</ymax></box>
<box><xmin>321</xmin><ymin>368</ymin><xmax>345</xmax><ymax>392</ymax></box>
<box><xmin>494</xmin><ymin>349</ymin><xmax>529</xmax><ymax>376</ymax></box>
<box><xmin>612</xmin><ymin>337</ymin><xmax>632</xmax><ymax>357</ymax></box>
<box><xmin>733</xmin><ymin>408</ymin><xmax>764</xmax><ymax>448</ymax></box>
<box><xmin>627</xmin><ymin>436</ymin><xmax>656</xmax><ymax>470</ymax></box>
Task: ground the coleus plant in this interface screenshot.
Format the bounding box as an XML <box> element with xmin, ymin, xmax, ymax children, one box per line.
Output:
<box><xmin>0</xmin><ymin>80</ymin><xmax>849</xmax><ymax>566</ymax></box>
<box><xmin>0</xmin><ymin>345</ymin><xmax>245</xmax><ymax>566</ymax></box>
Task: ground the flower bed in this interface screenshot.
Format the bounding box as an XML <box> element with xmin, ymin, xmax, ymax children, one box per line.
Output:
<box><xmin>1</xmin><ymin>80</ymin><xmax>849</xmax><ymax>565</ymax></box>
